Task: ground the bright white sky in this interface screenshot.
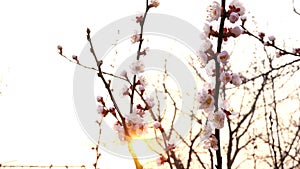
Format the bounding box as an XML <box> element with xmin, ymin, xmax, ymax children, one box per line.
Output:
<box><xmin>0</xmin><ymin>0</ymin><xmax>299</xmax><ymax>168</ymax></box>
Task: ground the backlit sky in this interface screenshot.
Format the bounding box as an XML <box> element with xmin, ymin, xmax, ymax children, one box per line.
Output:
<box><xmin>0</xmin><ymin>0</ymin><xmax>299</xmax><ymax>168</ymax></box>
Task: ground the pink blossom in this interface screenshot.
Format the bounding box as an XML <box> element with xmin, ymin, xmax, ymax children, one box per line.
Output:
<box><xmin>72</xmin><ymin>55</ymin><xmax>78</xmax><ymax>61</ymax></box>
<box><xmin>156</xmin><ymin>155</ymin><xmax>166</xmax><ymax>166</ymax></box>
<box><xmin>139</xmin><ymin>47</ymin><xmax>149</xmax><ymax>56</ymax></box>
<box><xmin>136</xmin><ymin>106</ymin><xmax>146</xmax><ymax>117</ymax></box>
<box><xmin>197</xmin><ymin>90</ymin><xmax>215</xmax><ymax>112</ymax></box>
<box><xmin>96</xmin><ymin>96</ymin><xmax>103</xmax><ymax>102</ymax></box>
<box><xmin>229</xmin><ymin>12</ymin><xmax>239</xmax><ymax>23</ymax></box>
<box><xmin>139</xmin><ymin>84</ymin><xmax>145</xmax><ymax>92</ymax></box>
<box><xmin>203</xmin><ymin>134</ymin><xmax>219</xmax><ymax>150</ymax></box>
<box><xmin>230</xmin><ymin>26</ymin><xmax>243</xmax><ymax>37</ymax></box>
<box><xmin>264</xmin><ymin>41</ymin><xmax>270</xmax><ymax>46</ymax></box>
<box><xmin>127</xmin><ymin>109</ymin><xmax>144</xmax><ymax>124</ymax></box>
<box><xmin>217</xmin><ymin>51</ymin><xmax>230</xmax><ymax>64</ymax></box>
<box><xmin>268</xmin><ymin>35</ymin><xmax>276</xmax><ymax>41</ymax></box>
<box><xmin>131</xmin><ymin>33</ymin><xmax>141</xmax><ymax>43</ymax></box>
<box><xmin>208</xmin><ymin>111</ymin><xmax>225</xmax><ymax>129</ymax></box>
<box><xmin>153</xmin><ymin>121</ymin><xmax>161</xmax><ymax>129</ymax></box>
<box><xmin>293</xmin><ymin>48</ymin><xmax>300</xmax><ymax>54</ymax></box>
<box><xmin>231</xmin><ymin>73</ymin><xmax>242</xmax><ymax>86</ymax></box>
<box><xmin>220</xmin><ymin>71</ymin><xmax>232</xmax><ymax>85</ymax></box>
<box><xmin>150</xmin><ymin>0</ymin><xmax>160</xmax><ymax>8</ymax></box>
<box><xmin>136</xmin><ymin>15</ymin><xmax>144</xmax><ymax>23</ymax></box>
<box><xmin>206</xmin><ymin>1</ymin><xmax>221</xmax><ymax>22</ymax></box>
<box><xmin>167</xmin><ymin>142</ymin><xmax>176</xmax><ymax>151</ymax></box>
<box><xmin>113</xmin><ymin>122</ymin><xmax>125</xmax><ymax>141</ymax></box>
<box><xmin>97</xmin><ymin>105</ymin><xmax>104</xmax><ymax>115</ymax></box>
<box><xmin>130</xmin><ymin>60</ymin><xmax>145</xmax><ymax>75</ymax></box>
<box><xmin>258</xmin><ymin>32</ymin><xmax>265</xmax><ymax>39</ymax></box>
<box><xmin>113</xmin><ymin>122</ymin><xmax>122</xmax><ymax>131</ymax></box>
<box><xmin>125</xmin><ymin>110</ymin><xmax>147</xmax><ymax>136</ymax></box>
<box><xmin>230</xmin><ymin>0</ymin><xmax>246</xmax><ymax>16</ymax></box>
<box><xmin>57</xmin><ymin>45</ymin><xmax>62</xmax><ymax>50</ymax></box>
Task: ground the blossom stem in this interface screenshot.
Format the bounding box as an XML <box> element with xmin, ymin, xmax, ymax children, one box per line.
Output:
<box><xmin>129</xmin><ymin>0</ymin><xmax>150</xmax><ymax>115</ymax></box>
<box><xmin>214</xmin><ymin>0</ymin><xmax>227</xmax><ymax>169</ymax></box>
<box><xmin>86</xmin><ymin>30</ymin><xmax>130</xmax><ymax>136</ymax></box>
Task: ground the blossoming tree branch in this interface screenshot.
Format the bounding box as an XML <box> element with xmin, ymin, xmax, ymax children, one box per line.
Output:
<box><xmin>57</xmin><ymin>0</ymin><xmax>300</xmax><ymax>169</ymax></box>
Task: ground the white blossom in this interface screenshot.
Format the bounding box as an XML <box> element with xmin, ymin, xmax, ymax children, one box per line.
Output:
<box><xmin>203</xmin><ymin>134</ymin><xmax>219</xmax><ymax>150</ymax></box>
<box><xmin>197</xmin><ymin>51</ymin><xmax>208</xmax><ymax>68</ymax></box>
<box><xmin>139</xmin><ymin>84</ymin><xmax>145</xmax><ymax>91</ymax></box>
<box><xmin>131</xmin><ymin>33</ymin><xmax>141</xmax><ymax>43</ymax></box>
<box><xmin>217</xmin><ymin>51</ymin><xmax>230</xmax><ymax>64</ymax></box>
<box><xmin>125</xmin><ymin>110</ymin><xmax>147</xmax><ymax>136</ymax></box>
<box><xmin>146</xmin><ymin>96</ymin><xmax>155</xmax><ymax>109</ymax></box>
<box><xmin>205</xmin><ymin>60</ymin><xmax>216</xmax><ymax>76</ymax></box>
<box><xmin>199</xmin><ymin>37</ymin><xmax>213</xmax><ymax>52</ymax></box>
<box><xmin>208</xmin><ymin>111</ymin><xmax>225</xmax><ymax>129</ymax></box>
<box><xmin>113</xmin><ymin>122</ymin><xmax>126</xmax><ymax>141</ymax></box>
<box><xmin>126</xmin><ymin>110</ymin><xmax>144</xmax><ymax>125</ymax></box>
<box><xmin>231</xmin><ymin>73</ymin><xmax>242</xmax><ymax>86</ymax></box>
<box><xmin>268</xmin><ymin>35</ymin><xmax>276</xmax><ymax>41</ymax></box>
<box><xmin>130</xmin><ymin>60</ymin><xmax>145</xmax><ymax>75</ymax></box>
<box><xmin>197</xmin><ymin>90</ymin><xmax>215</xmax><ymax>112</ymax></box>
<box><xmin>230</xmin><ymin>0</ymin><xmax>246</xmax><ymax>16</ymax></box>
<box><xmin>220</xmin><ymin>71</ymin><xmax>232</xmax><ymax>85</ymax></box>
<box><xmin>220</xmin><ymin>100</ymin><xmax>239</xmax><ymax>118</ymax></box>
<box><xmin>206</xmin><ymin>1</ymin><xmax>221</xmax><ymax>22</ymax></box>
<box><xmin>229</xmin><ymin>12</ymin><xmax>239</xmax><ymax>23</ymax></box>
<box><xmin>138</xmin><ymin>75</ymin><xmax>147</xmax><ymax>86</ymax></box>
<box><xmin>230</xmin><ymin>26</ymin><xmax>243</xmax><ymax>37</ymax></box>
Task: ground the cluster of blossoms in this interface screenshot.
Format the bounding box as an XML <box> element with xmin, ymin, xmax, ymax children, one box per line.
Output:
<box><xmin>103</xmin><ymin>0</ymin><xmax>160</xmax><ymax>143</ymax></box>
<box><xmin>114</xmin><ymin>61</ymin><xmax>155</xmax><ymax>140</ymax></box>
<box><xmin>198</xmin><ymin>0</ymin><xmax>247</xmax><ymax>150</ymax></box>
<box><xmin>120</xmin><ymin>74</ymin><xmax>149</xmax><ymax>97</ymax></box>
<box><xmin>96</xmin><ymin>96</ymin><xmax>116</xmax><ymax>118</ymax></box>
<box><xmin>125</xmin><ymin>106</ymin><xmax>148</xmax><ymax>138</ymax></box>
<box><xmin>111</xmin><ymin>102</ymin><xmax>156</xmax><ymax>141</ymax></box>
